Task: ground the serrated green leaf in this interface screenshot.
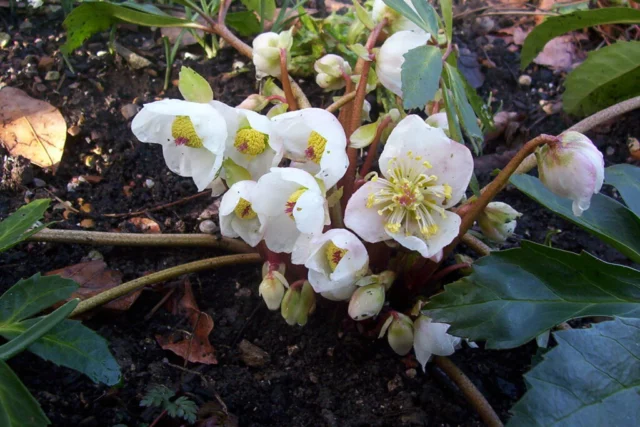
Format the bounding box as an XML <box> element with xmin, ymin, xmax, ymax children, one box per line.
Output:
<box><xmin>401</xmin><ymin>45</ymin><xmax>442</xmax><ymax>109</ymax></box>
<box><xmin>521</xmin><ymin>8</ymin><xmax>640</xmax><ymax>68</ymax></box>
<box><xmin>564</xmin><ymin>41</ymin><xmax>640</xmax><ymax>116</ymax></box>
<box><xmin>0</xmin><ymin>274</ymin><xmax>78</xmax><ymax>325</ymax></box>
<box><xmin>0</xmin><ymin>199</ymin><xmax>50</xmax><ymax>253</ymax></box>
<box><xmin>444</xmin><ymin>64</ymin><xmax>483</xmax><ymax>152</ymax></box>
<box><xmin>226</xmin><ymin>11</ymin><xmax>262</xmax><ymax>36</ymax></box>
<box><xmin>0</xmin><ymin>319</ymin><xmax>121</xmax><ymax>386</ymax></box>
<box><xmin>440</xmin><ymin>0</ymin><xmax>453</xmax><ymax>43</ymax></box>
<box><xmin>382</xmin><ymin>0</ymin><xmax>432</xmax><ymax>35</ymax></box>
<box><xmin>605</xmin><ymin>163</ymin><xmax>640</xmax><ymax>216</ymax></box>
<box><xmin>410</xmin><ymin>0</ymin><xmax>438</xmax><ymax>36</ymax></box>
<box><xmin>508</xmin><ymin>317</ymin><xmax>640</xmax><ymax>426</ymax></box>
<box><xmin>61</xmin><ymin>1</ymin><xmax>201</xmax><ymax>55</ymax></box>
<box><xmin>426</xmin><ymin>241</ymin><xmax>640</xmax><ymax>349</ymax></box>
<box><xmin>511</xmin><ymin>174</ymin><xmax>640</xmax><ymax>263</ymax></box>
<box><xmin>0</xmin><ymin>299</ymin><xmax>78</xmax><ymax>361</ymax></box>
<box><xmin>0</xmin><ymin>359</ymin><xmax>49</xmax><ymax>427</ymax></box>
<box><xmin>441</xmin><ymin>82</ymin><xmax>462</xmax><ymax>142</ymax></box>
<box><xmin>178</xmin><ymin>66</ymin><xmax>213</xmax><ymax>103</ymax></box>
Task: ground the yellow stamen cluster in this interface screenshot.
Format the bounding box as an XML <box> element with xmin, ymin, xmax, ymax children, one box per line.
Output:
<box><xmin>366</xmin><ymin>153</ymin><xmax>452</xmax><ymax>238</ymax></box>
<box><xmin>285</xmin><ymin>188</ymin><xmax>307</xmax><ymax>218</ymax></box>
<box><xmin>234</xmin><ymin>128</ymin><xmax>268</xmax><ymax>155</ymax></box>
<box><xmin>325</xmin><ymin>241</ymin><xmax>348</xmax><ymax>271</ymax></box>
<box><xmin>234</xmin><ymin>198</ymin><xmax>257</xmax><ymax>220</ymax></box>
<box><xmin>305</xmin><ymin>131</ymin><xmax>328</xmax><ymax>163</ymax></box>
<box><xmin>172</xmin><ymin>116</ymin><xmax>204</xmax><ymax>148</ymax></box>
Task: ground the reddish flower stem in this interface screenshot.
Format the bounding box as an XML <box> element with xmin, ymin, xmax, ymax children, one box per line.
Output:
<box><xmin>360</xmin><ymin>115</ymin><xmax>393</xmax><ymax>177</ymax></box>
<box><xmin>279</xmin><ymin>49</ymin><xmax>298</xmax><ymax>111</ymax></box>
<box><xmin>265</xmin><ymin>94</ymin><xmax>288</xmax><ymax>104</ymax></box>
<box><xmin>428</xmin><ymin>263</ymin><xmax>470</xmax><ymax>284</ymax></box>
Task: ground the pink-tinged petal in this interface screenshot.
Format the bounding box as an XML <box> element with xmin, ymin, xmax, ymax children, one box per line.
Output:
<box><xmin>344</xmin><ymin>182</ymin><xmax>388</xmax><ymax>243</ymax></box>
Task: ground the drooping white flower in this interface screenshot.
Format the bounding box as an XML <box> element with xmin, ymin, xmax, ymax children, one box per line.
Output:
<box><xmin>345</xmin><ymin>115</ymin><xmax>473</xmax><ymax>259</ymax></box>
<box><xmin>259</xmin><ymin>270</ymin><xmax>288</xmax><ymax>310</ymax></box>
<box><xmin>295</xmin><ymin>229</ymin><xmax>369</xmax><ymax>297</ymax></box>
<box><xmin>132</xmin><ymin>99</ymin><xmax>227</xmax><ymax>191</ymax></box>
<box><xmin>478</xmin><ymin>201</ymin><xmax>522</xmax><ymax>243</ymax></box>
<box><xmin>314</xmin><ymin>54</ymin><xmax>352</xmax><ymax>91</ymax></box>
<box><xmin>372</xmin><ymin>0</ymin><xmax>425</xmax><ymax>34</ymax></box>
<box><xmin>219</xmin><ymin>180</ymin><xmax>266</xmax><ymax>247</ymax></box>
<box><xmin>272</xmin><ymin>108</ymin><xmax>349</xmax><ymax>188</ymax></box>
<box><xmin>379</xmin><ymin>312</ymin><xmax>414</xmax><ymax>355</ymax></box>
<box><xmin>536</xmin><ymin>131</ymin><xmax>604</xmax><ymax>216</ymax></box>
<box><xmin>413</xmin><ymin>315</ymin><xmax>461</xmax><ymax>371</ymax></box>
<box><xmin>251</xmin><ymin>168</ymin><xmax>329</xmax><ymax>253</ymax></box>
<box><xmin>252</xmin><ymin>31</ymin><xmax>293</xmax><ymax>79</ymax></box>
<box><xmin>377</xmin><ymin>31</ymin><xmax>430</xmax><ymax>98</ymax></box>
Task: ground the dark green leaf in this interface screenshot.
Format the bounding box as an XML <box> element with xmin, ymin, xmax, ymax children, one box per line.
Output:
<box><xmin>410</xmin><ymin>0</ymin><xmax>439</xmax><ymax>36</ymax></box>
<box><xmin>564</xmin><ymin>41</ymin><xmax>640</xmax><ymax>116</ymax></box>
<box><xmin>0</xmin><ymin>199</ymin><xmax>50</xmax><ymax>253</ymax></box>
<box><xmin>382</xmin><ymin>0</ymin><xmax>432</xmax><ymax>34</ymax></box>
<box><xmin>0</xmin><ymin>299</ymin><xmax>78</xmax><ymax>361</ymax></box>
<box><xmin>461</xmin><ymin>73</ymin><xmax>494</xmax><ymax>131</ymax></box>
<box><xmin>0</xmin><ymin>274</ymin><xmax>78</xmax><ymax>325</ymax></box>
<box><xmin>426</xmin><ymin>241</ymin><xmax>640</xmax><ymax>349</ymax></box>
<box><xmin>521</xmin><ymin>8</ymin><xmax>640</xmax><ymax>68</ymax></box>
<box><xmin>0</xmin><ymin>319</ymin><xmax>121</xmax><ymax>386</ymax></box>
<box><xmin>0</xmin><ymin>360</ymin><xmax>49</xmax><ymax>427</ymax></box>
<box><xmin>441</xmin><ymin>78</ymin><xmax>462</xmax><ymax>142</ymax></box>
<box><xmin>444</xmin><ymin>64</ymin><xmax>483</xmax><ymax>152</ymax></box>
<box><xmin>440</xmin><ymin>0</ymin><xmax>453</xmax><ymax>43</ymax></box>
<box><xmin>469</xmin><ymin>172</ymin><xmax>481</xmax><ymax>197</ymax></box>
<box><xmin>508</xmin><ymin>317</ymin><xmax>640</xmax><ymax>426</ymax></box>
<box><xmin>226</xmin><ymin>11</ymin><xmax>262</xmax><ymax>36</ymax></box>
<box><xmin>401</xmin><ymin>45</ymin><xmax>442</xmax><ymax>110</ymax></box>
<box><xmin>61</xmin><ymin>1</ymin><xmax>201</xmax><ymax>55</ymax></box>
<box><xmin>605</xmin><ymin>163</ymin><xmax>640</xmax><ymax>216</ymax></box>
<box><xmin>511</xmin><ymin>174</ymin><xmax>640</xmax><ymax>263</ymax></box>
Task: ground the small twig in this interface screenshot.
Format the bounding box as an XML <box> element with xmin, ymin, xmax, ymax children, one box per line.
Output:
<box><xmin>70</xmin><ymin>254</ymin><xmax>262</xmax><ymax>317</ymax></box>
<box><xmin>481</xmin><ymin>10</ymin><xmax>558</xmax><ymax>17</ymax></box>
<box><xmin>326</xmin><ymin>92</ymin><xmax>356</xmax><ymax>113</ymax></box>
<box><xmin>434</xmin><ymin>356</ymin><xmax>504</xmax><ymax>427</ymax></box>
<box><xmin>165</xmin><ymin>361</ymin><xmax>211</xmax><ymax>386</ymax></box>
<box><xmin>144</xmin><ymin>287</ymin><xmax>177</xmax><ymax>321</ymax></box>
<box><xmin>102</xmin><ymin>190</ymin><xmax>210</xmax><ymax>218</ymax></box>
<box><xmin>279</xmin><ymin>49</ymin><xmax>298</xmax><ymax>111</ymax></box>
<box><xmin>149</xmin><ymin>409</ymin><xmax>168</xmax><ymax>427</ymax></box>
<box><xmin>461</xmin><ymin>233</ymin><xmax>491</xmax><ymax>257</ymax></box>
<box><xmin>360</xmin><ymin>115</ymin><xmax>392</xmax><ymax>177</ymax></box>
<box><xmin>28</xmin><ymin>229</ymin><xmax>255</xmax><ymax>253</ymax></box>
<box><xmin>231</xmin><ymin>304</ymin><xmax>262</xmax><ymax>346</ymax></box>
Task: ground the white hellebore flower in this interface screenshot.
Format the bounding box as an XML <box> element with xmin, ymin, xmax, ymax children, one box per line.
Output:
<box><xmin>252</xmin><ymin>30</ymin><xmax>293</xmax><ymax>79</ymax></box>
<box><xmin>478</xmin><ymin>201</ymin><xmax>522</xmax><ymax>243</ymax></box>
<box><xmin>299</xmin><ymin>229</ymin><xmax>369</xmax><ymax>298</ymax></box>
<box><xmin>413</xmin><ymin>315</ymin><xmax>461</xmax><ymax>371</ymax></box>
<box><xmin>219</xmin><ymin>180</ymin><xmax>266</xmax><ymax>247</ymax></box>
<box><xmin>273</xmin><ymin>108</ymin><xmax>349</xmax><ymax>188</ymax></box>
<box><xmin>251</xmin><ymin>168</ymin><xmax>329</xmax><ymax>253</ymax></box>
<box><xmin>315</xmin><ymin>54</ymin><xmax>352</xmax><ymax>91</ymax></box>
<box><xmin>377</xmin><ymin>31</ymin><xmax>430</xmax><ymax>98</ymax></box>
<box><xmin>372</xmin><ymin>0</ymin><xmax>424</xmax><ymax>34</ymax></box>
<box><xmin>345</xmin><ymin>115</ymin><xmax>473</xmax><ymax>259</ymax></box>
<box><xmin>132</xmin><ymin>99</ymin><xmax>226</xmax><ymax>191</ymax></box>
<box><xmin>536</xmin><ymin>131</ymin><xmax>604</xmax><ymax>216</ymax></box>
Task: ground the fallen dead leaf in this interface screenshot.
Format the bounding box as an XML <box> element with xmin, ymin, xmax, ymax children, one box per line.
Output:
<box><xmin>485</xmin><ymin>111</ymin><xmax>525</xmax><ymax>142</ymax></box>
<box><xmin>0</xmin><ymin>87</ymin><xmax>67</xmax><ymax>172</ymax></box>
<box><xmin>47</xmin><ymin>260</ymin><xmax>141</xmax><ymax>311</ymax></box>
<box><xmin>80</xmin><ymin>219</ymin><xmax>96</xmax><ymax>229</ymax></box>
<box><xmin>80</xmin><ymin>175</ymin><xmax>103</xmax><ymax>184</ymax></box>
<box><xmin>533</xmin><ymin>34</ymin><xmax>586</xmax><ymax>72</ymax></box>
<box><xmin>197</xmin><ymin>401</ymin><xmax>239</xmax><ymax>427</ymax></box>
<box><xmin>238</xmin><ymin>340</ymin><xmax>270</xmax><ymax>367</ymax></box>
<box><xmin>128</xmin><ymin>217</ymin><xmax>161</xmax><ymax>234</ymax></box>
<box><xmin>156</xmin><ymin>280</ymin><xmax>217</xmax><ymax>365</ymax></box>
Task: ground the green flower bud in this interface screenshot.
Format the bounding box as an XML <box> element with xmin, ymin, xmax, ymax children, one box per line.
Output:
<box><xmin>348</xmin><ymin>282</ymin><xmax>385</xmax><ymax>321</ymax></box>
<box><xmin>477</xmin><ymin>201</ymin><xmax>522</xmax><ymax>243</ymax></box>
<box><xmin>379</xmin><ymin>313</ymin><xmax>414</xmax><ymax>355</ymax></box>
<box><xmin>281</xmin><ymin>281</ymin><xmax>316</xmax><ymax>326</ymax></box>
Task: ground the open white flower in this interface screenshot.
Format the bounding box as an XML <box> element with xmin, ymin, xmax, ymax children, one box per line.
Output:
<box><xmin>219</xmin><ymin>180</ymin><xmax>266</xmax><ymax>247</ymax></box>
<box><xmin>377</xmin><ymin>31</ymin><xmax>430</xmax><ymax>98</ymax></box>
<box><xmin>372</xmin><ymin>0</ymin><xmax>425</xmax><ymax>34</ymax></box>
<box><xmin>413</xmin><ymin>316</ymin><xmax>461</xmax><ymax>371</ymax></box>
<box><xmin>132</xmin><ymin>99</ymin><xmax>227</xmax><ymax>191</ymax></box>
<box><xmin>295</xmin><ymin>229</ymin><xmax>369</xmax><ymax>296</ymax></box>
<box><xmin>536</xmin><ymin>131</ymin><xmax>604</xmax><ymax>216</ymax></box>
<box><xmin>251</xmin><ymin>168</ymin><xmax>329</xmax><ymax>253</ymax></box>
<box><xmin>252</xmin><ymin>31</ymin><xmax>293</xmax><ymax>79</ymax></box>
<box><xmin>273</xmin><ymin>108</ymin><xmax>349</xmax><ymax>188</ymax></box>
<box><xmin>344</xmin><ymin>115</ymin><xmax>473</xmax><ymax>259</ymax></box>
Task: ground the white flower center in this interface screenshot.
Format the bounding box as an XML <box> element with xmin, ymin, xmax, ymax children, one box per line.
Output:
<box><xmin>366</xmin><ymin>154</ymin><xmax>452</xmax><ymax>237</ymax></box>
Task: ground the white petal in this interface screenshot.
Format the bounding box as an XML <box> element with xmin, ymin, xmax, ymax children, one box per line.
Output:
<box><xmin>263</xmin><ymin>214</ymin><xmax>300</xmax><ymax>253</ymax></box>
<box><xmin>291</xmin><ymin>233</ymin><xmax>314</xmax><ymax>265</ymax></box>
<box><xmin>413</xmin><ymin>317</ymin><xmax>458</xmax><ymax>371</ymax></box>
<box><xmin>232</xmin><ymin>216</ymin><xmax>263</xmax><ymax>247</ymax></box>
<box><xmin>344</xmin><ymin>182</ymin><xmax>388</xmax><ymax>242</ymax></box>
<box><xmin>292</xmin><ymin>190</ymin><xmax>326</xmax><ymax>235</ymax></box>
<box><xmin>251</xmin><ymin>171</ymin><xmax>300</xmax><ymax>216</ymax></box>
<box><xmin>321</xmin><ymin>283</ymin><xmax>357</xmax><ymax>301</ymax></box>
<box><xmin>387</xmin><ymin>211</ymin><xmax>461</xmax><ymax>258</ymax></box>
<box><xmin>377</xmin><ymin>31</ymin><xmax>430</xmax><ymax>97</ymax></box>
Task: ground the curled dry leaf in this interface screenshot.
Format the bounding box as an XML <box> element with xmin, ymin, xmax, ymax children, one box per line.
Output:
<box><xmin>47</xmin><ymin>260</ymin><xmax>141</xmax><ymax>312</ymax></box>
<box><xmin>533</xmin><ymin>34</ymin><xmax>587</xmax><ymax>72</ymax></box>
<box><xmin>0</xmin><ymin>87</ymin><xmax>67</xmax><ymax>172</ymax></box>
<box><xmin>128</xmin><ymin>217</ymin><xmax>161</xmax><ymax>234</ymax></box>
<box><xmin>156</xmin><ymin>279</ymin><xmax>217</xmax><ymax>364</ymax></box>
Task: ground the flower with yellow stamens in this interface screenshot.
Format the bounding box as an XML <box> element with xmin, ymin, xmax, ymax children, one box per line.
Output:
<box><xmin>220</xmin><ymin>180</ymin><xmax>266</xmax><ymax>247</ymax></box>
<box><xmin>345</xmin><ymin>115</ymin><xmax>473</xmax><ymax>259</ymax></box>
<box><xmin>132</xmin><ymin>99</ymin><xmax>227</xmax><ymax>191</ymax></box>
<box><xmin>272</xmin><ymin>108</ymin><xmax>348</xmax><ymax>188</ymax></box>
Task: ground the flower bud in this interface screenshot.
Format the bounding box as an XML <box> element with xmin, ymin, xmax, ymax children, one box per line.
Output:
<box><xmin>281</xmin><ymin>281</ymin><xmax>316</xmax><ymax>326</ymax></box>
<box><xmin>477</xmin><ymin>201</ymin><xmax>522</xmax><ymax>243</ymax></box>
<box><xmin>252</xmin><ymin>30</ymin><xmax>293</xmax><ymax>79</ymax></box>
<box><xmin>425</xmin><ymin>112</ymin><xmax>450</xmax><ymax>137</ymax></box>
<box><xmin>237</xmin><ymin>94</ymin><xmax>269</xmax><ymax>112</ymax></box>
<box><xmin>259</xmin><ymin>271</ymin><xmax>287</xmax><ymax>310</ymax></box>
<box><xmin>261</xmin><ymin>261</ymin><xmax>286</xmax><ymax>279</ymax></box>
<box><xmin>379</xmin><ymin>312</ymin><xmax>414</xmax><ymax>355</ymax></box>
<box><xmin>377</xmin><ymin>270</ymin><xmax>396</xmax><ymax>291</ymax></box>
<box><xmin>536</xmin><ymin>131</ymin><xmax>604</xmax><ymax>216</ymax></box>
<box><xmin>314</xmin><ymin>54</ymin><xmax>352</xmax><ymax>91</ymax></box>
<box><xmin>348</xmin><ymin>282</ymin><xmax>385</xmax><ymax>321</ymax></box>
<box><xmin>377</xmin><ymin>31</ymin><xmax>430</xmax><ymax>98</ymax></box>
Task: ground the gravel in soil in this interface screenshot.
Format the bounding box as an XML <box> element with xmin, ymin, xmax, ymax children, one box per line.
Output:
<box><xmin>1</xmin><ymin>5</ymin><xmax>638</xmax><ymax>426</ymax></box>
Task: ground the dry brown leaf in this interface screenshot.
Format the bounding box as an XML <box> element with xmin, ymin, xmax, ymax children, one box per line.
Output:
<box><xmin>156</xmin><ymin>280</ymin><xmax>217</xmax><ymax>365</ymax></box>
<box><xmin>47</xmin><ymin>260</ymin><xmax>141</xmax><ymax>312</ymax></box>
<box><xmin>0</xmin><ymin>87</ymin><xmax>66</xmax><ymax>172</ymax></box>
<box><xmin>128</xmin><ymin>217</ymin><xmax>161</xmax><ymax>233</ymax></box>
<box><xmin>534</xmin><ymin>34</ymin><xmax>586</xmax><ymax>72</ymax></box>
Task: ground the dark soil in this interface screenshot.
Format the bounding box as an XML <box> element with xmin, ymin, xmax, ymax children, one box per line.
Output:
<box><xmin>1</xmin><ymin>4</ymin><xmax>638</xmax><ymax>427</ymax></box>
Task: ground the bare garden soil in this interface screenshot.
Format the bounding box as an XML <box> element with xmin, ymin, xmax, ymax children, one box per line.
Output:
<box><xmin>1</xmin><ymin>4</ymin><xmax>638</xmax><ymax>426</ymax></box>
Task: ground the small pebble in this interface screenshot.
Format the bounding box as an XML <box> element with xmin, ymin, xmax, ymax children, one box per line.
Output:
<box><xmin>518</xmin><ymin>75</ymin><xmax>532</xmax><ymax>86</ymax></box>
<box><xmin>405</xmin><ymin>368</ymin><xmax>417</xmax><ymax>379</ymax></box>
<box><xmin>199</xmin><ymin>219</ymin><xmax>218</xmax><ymax>234</ymax></box>
<box><xmin>144</xmin><ymin>178</ymin><xmax>155</xmax><ymax>188</ymax></box>
<box><xmin>33</xmin><ymin>178</ymin><xmax>46</xmax><ymax>188</ymax></box>
<box><xmin>120</xmin><ymin>104</ymin><xmax>140</xmax><ymax>120</ymax></box>
<box><xmin>87</xmin><ymin>250</ymin><xmax>104</xmax><ymax>261</ymax></box>
<box><xmin>238</xmin><ymin>339</ymin><xmax>270</xmax><ymax>367</ymax></box>
<box><xmin>44</xmin><ymin>71</ymin><xmax>60</xmax><ymax>81</ymax></box>
<box><xmin>606</xmin><ymin>146</ymin><xmax>615</xmax><ymax>156</ymax></box>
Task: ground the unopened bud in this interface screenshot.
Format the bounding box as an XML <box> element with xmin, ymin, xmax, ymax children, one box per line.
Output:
<box><xmin>281</xmin><ymin>281</ymin><xmax>316</xmax><ymax>326</ymax></box>
<box><xmin>379</xmin><ymin>313</ymin><xmax>414</xmax><ymax>356</ymax></box>
<box><xmin>261</xmin><ymin>261</ymin><xmax>286</xmax><ymax>278</ymax></box>
<box><xmin>478</xmin><ymin>201</ymin><xmax>522</xmax><ymax>243</ymax></box>
<box><xmin>314</xmin><ymin>54</ymin><xmax>352</xmax><ymax>91</ymax></box>
<box><xmin>237</xmin><ymin>94</ymin><xmax>269</xmax><ymax>112</ymax></box>
<box><xmin>348</xmin><ymin>282</ymin><xmax>385</xmax><ymax>321</ymax></box>
<box><xmin>377</xmin><ymin>270</ymin><xmax>396</xmax><ymax>291</ymax></box>
<box><xmin>252</xmin><ymin>30</ymin><xmax>293</xmax><ymax>79</ymax></box>
<box><xmin>259</xmin><ymin>271</ymin><xmax>287</xmax><ymax>310</ymax></box>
